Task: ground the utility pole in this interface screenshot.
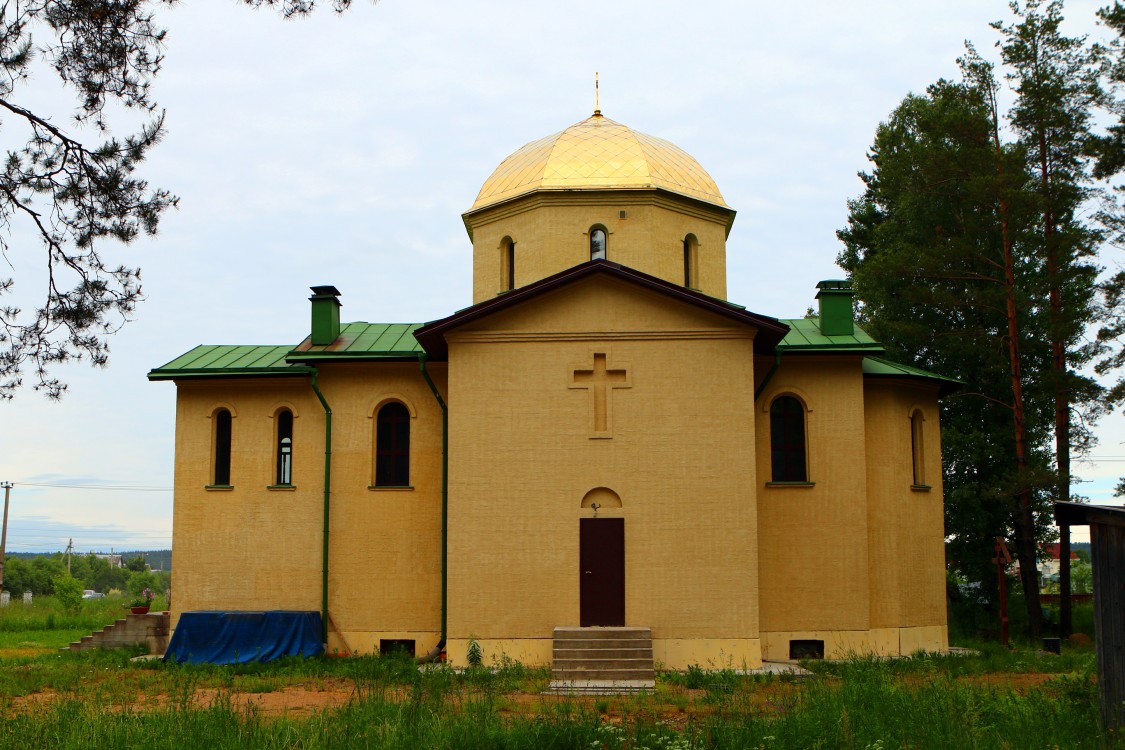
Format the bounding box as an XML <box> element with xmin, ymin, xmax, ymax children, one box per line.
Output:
<box><xmin>65</xmin><ymin>538</ymin><xmax>73</xmax><ymax>575</ymax></box>
<box><xmin>0</xmin><ymin>482</ymin><xmax>12</xmax><ymax>592</ymax></box>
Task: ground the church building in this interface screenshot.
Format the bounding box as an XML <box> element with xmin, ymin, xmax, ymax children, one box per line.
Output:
<box><xmin>149</xmin><ymin>111</ymin><xmax>954</xmax><ymax>668</ymax></box>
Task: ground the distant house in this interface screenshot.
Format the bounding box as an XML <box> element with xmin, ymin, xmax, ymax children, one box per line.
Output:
<box><xmin>1039</xmin><ymin>543</ymin><xmax>1079</xmax><ymax>587</ymax></box>
<box><xmin>94</xmin><ymin>554</ymin><xmax>124</xmax><ymax>568</ymax></box>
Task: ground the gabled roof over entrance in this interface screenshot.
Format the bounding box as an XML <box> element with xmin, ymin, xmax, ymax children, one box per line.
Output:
<box><xmin>412</xmin><ymin>259</ymin><xmax>791</xmax><ymax>360</ymax></box>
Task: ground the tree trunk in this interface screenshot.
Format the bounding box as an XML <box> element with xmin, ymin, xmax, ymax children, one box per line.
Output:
<box><xmin>1041</xmin><ymin>128</ymin><xmax>1066</xmax><ymax>640</ymax></box>
<box><xmin>993</xmin><ymin>95</ymin><xmax>1042</xmax><ymax>639</ymax></box>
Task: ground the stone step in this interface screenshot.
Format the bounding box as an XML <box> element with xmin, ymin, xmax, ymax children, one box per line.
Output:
<box><xmin>553</xmin><ymin>638</ymin><xmax>653</xmax><ymax>651</ymax></box>
<box><xmin>553</xmin><ymin>647</ymin><xmax>653</xmax><ymax>660</ymax></box>
<box><xmin>551</xmin><ymin>625</ymin><xmax>654</xmax><ymax>689</ymax></box>
<box><xmin>545</xmin><ymin>679</ymin><xmax>655</xmax><ymax>695</ymax></box>
<box><xmin>551</xmin><ymin>668</ymin><xmax>656</xmax><ymax>681</ymax></box>
<box><xmin>61</xmin><ymin>611</ymin><xmax>171</xmax><ymax>655</ymax></box>
<box><xmin>553</xmin><ymin>626</ymin><xmax>651</xmax><ymax>640</ymax></box>
<box><xmin>554</xmin><ymin>657</ymin><xmax>653</xmax><ymax>670</ymax></box>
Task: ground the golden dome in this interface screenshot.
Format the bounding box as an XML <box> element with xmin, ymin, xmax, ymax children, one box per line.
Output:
<box><xmin>469</xmin><ymin>113</ymin><xmax>728</xmax><ymax>212</ymax></box>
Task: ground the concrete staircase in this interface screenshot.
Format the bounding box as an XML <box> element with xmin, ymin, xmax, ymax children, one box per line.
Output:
<box><xmin>62</xmin><ymin>611</ymin><xmax>170</xmax><ymax>655</ymax></box>
<box><xmin>547</xmin><ymin>626</ymin><xmax>654</xmax><ymax>694</ymax></box>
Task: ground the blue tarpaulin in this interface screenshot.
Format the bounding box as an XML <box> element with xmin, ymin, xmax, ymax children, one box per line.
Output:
<box><xmin>164</xmin><ymin>611</ymin><xmax>323</xmax><ymax>664</ymax></box>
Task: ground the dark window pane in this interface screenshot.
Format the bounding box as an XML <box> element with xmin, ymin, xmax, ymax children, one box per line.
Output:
<box><xmin>507</xmin><ymin>241</ymin><xmax>515</xmax><ymax>290</ymax></box>
<box><xmin>276</xmin><ymin>409</ymin><xmax>293</xmax><ymax>485</ymax></box>
<box><xmin>376</xmin><ymin>402</ymin><xmax>410</xmax><ymax>486</ymax></box>
<box><xmin>684</xmin><ymin>238</ymin><xmax>692</xmax><ymax>287</ymax></box>
<box><xmin>214</xmin><ymin>409</ymin><xmax>232</xmax><ymax>486</ymax></box>
<box><xmin>770</xmin><ymin>397</ymin><xmax>806</xmax><ymax>482</ymax></box>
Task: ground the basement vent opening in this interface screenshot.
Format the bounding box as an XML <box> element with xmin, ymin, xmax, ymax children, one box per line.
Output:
<box><xmin>789</xmin><ymin>639</ymin><xmax>824</xmax><ymax>660</ymax></box>
<box><xmin>379</xmin><ymin>639</ymin><xmax>416</xmax><ymax>657</ymax></box>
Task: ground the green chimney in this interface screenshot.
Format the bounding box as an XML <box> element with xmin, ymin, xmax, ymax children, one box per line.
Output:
<box><xmin>309</xmin><ymin>285</ymin><xmax>341</xmax><ymax>346</ymax></box>
<box><xmin>816</xmin><ymin>280</ymin><xmax>854</xmax><ymax>336</ymax></box>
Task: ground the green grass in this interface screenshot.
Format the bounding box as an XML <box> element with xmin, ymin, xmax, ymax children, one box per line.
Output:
<box><xmin>0</xmin><ymin>628</ymin><xmax>93</xmax><ymax>650</ymax></box>
<box><xmin>0</xmin><ymin>595</ymin><xmax>172</xmax><ymax>655</ymax></box>
<box><xmin>0</xmin><ymin>640</ymin><xmax>1106</xmax><ymax>749</ymax></box>
<box><xmin>0</xmin><ymin>594</ymin><xmax>167</xmax><ymax>634</ymax></box>
<box><xmin>804</xmin><ymin>639</ymin><xmax>1097</xmax><ymax>679</ymax></box>
<box><xmin>700</xmin><ymin>665</ymin><xmax>1101</xmax><ymax>750</ymax></box>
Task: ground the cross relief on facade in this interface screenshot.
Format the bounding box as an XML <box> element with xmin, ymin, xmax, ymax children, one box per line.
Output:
<box><xmin>569</xmin><ymin>352</ymin><xmax>631</xmax><ymax>437</ymax></box>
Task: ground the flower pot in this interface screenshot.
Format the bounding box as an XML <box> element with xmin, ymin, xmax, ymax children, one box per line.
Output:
<box><xmin>130</xmin><ymin>606</ymin><xmax>150</xmax><ymax>615</ymax></box>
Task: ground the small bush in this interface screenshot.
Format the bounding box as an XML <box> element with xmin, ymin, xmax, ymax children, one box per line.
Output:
<box><xmin>50</xmin><ymin>575</ymin><xmax>83</xmax><ymax>616</ymax></box>
<box><xmin>466</xmin><ymin>636</ymin><xmax>483</xmax><ymax>668</ymax></box>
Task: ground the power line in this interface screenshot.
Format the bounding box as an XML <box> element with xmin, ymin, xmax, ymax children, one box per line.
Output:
<box><xmin>13</xmin><ymin>482</ymin><xmax>171</xmax><ymax>491</ymax></box>
<box><xmin>5</xmin><ymin>528</ymin><xmax>172</xmax><ymax>536</ymax></box>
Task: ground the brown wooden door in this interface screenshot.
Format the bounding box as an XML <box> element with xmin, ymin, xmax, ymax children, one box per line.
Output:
<box><xmin>580</xmin><ymin>518</ymin><xmax>625</xmax><ymax>627</ymax></box>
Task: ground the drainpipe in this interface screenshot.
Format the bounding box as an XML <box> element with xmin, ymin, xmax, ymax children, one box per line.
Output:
<box><xmin>309</xmin><ymin>368</ymin><xmax>333</xmax><ymax>646</ymax></box>
<box><xmin>418</xmin><ymin>353</ymin><xmax>448</xmax><ymax>657</ymax></box>
<box><xmin>754</xmin><ymin>349</ymin><xmax>783</xmax><ymax>402</ymax></box>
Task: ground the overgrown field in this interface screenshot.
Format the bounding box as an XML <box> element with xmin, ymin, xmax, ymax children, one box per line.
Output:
<box><xmin>0</xmin><ymin>629</ymin><xmax>1102</xmax><ymax>746</ymax></box>
<box><xmin>0</xmin><ymin>599</ymin><xmax>1107</xmax><ymax>748</ymax></box>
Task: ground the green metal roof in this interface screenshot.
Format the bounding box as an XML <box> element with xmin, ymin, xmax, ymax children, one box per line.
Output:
<box><xmin>148</xmin><ymin>323</ymin><xmax>425</xmax><ymax>381</ymax></box>
<box><xmin>862</xmin><ymin>356</ymin><xmax>962</xmax><ymax>395</ymax></box>
<box><xmin>777</xmin><ymin>317</ymin><xmax>884</xmax><ymax>352</ymax></box>
<box><xmin>148</xmin><ymin>345</ymin><xmax>306</xmax><ymax>380</ymax></box>
<box><xmin>287</xmin><ymin>322</ymin><xmax>423</xmax><ymax>362</ymax></box>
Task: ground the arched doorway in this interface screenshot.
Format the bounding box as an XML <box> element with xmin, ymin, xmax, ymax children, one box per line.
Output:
<box><xmin>580</xmin><ymin>488</ymin><xmax>624</xmax><ymax>627</ymax></box>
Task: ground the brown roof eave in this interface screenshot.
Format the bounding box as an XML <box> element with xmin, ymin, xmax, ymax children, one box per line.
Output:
<box><xmin>1055</xmin><ymin>501</ymin><xmax>1125</xmax><ymax>528</ymax></box>
<box><xmin>413</xmin><ymin>259</ymin><xmax>789</xmax><ymax>359</ymax></box>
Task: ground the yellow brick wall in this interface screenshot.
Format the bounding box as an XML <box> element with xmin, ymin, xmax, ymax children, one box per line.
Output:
<box><xmin>465</xmin><ymin>192</ymin><xmax>731</xmax><ymax>303</ymax></box>
<box><xmin>862</xmin><ymin>380</ymin><xmax>947</xmax><ymax>639</ymax></box>
<box><xmin>169</xmin><ymin>363</ymin><xmax>446</xmax><ymax>652</ymax></box>
<box><xmin>445</xmin><ymin>274</ymin><xmax>759</xmax><ymax>664</ymax></box>
<box><xmin>755</xmin><ymin>355</ymin><xmax>872</xmax><ymax>639</ymax></box>
<box><xmin>167</xmin><ymin>291</ymin><xmax>950</xmax><ymax>663</ymax></box>
<box><xmin>171</xmin><ymin>379</ymin><xmax>323</xmax><ymax>623</ymax></box>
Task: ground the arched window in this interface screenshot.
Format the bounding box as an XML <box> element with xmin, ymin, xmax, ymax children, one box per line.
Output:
<box><xmin>275</xmin><ymin>409</ymin><xmax>294</xmax><ymax>485</ymax></box>
<box><xmin>590</xmin><ymin>227</ymin><xmax>607</xmax><ymax>260</ymax></box>
<box><xmin>770</xmin><ymin>396</ymin><xmax>807</xmax><ymax>482</ymax></box>
<box><xmin>212</xmin><ymin>408</ymin><xmax>233</xmax><ymax>486</ymax></box>
<box><xmin>376</xmin><ymin>402</ymin><xmax>410</xmax><ymax>487</ymax></box>
<box><xmin>683</xmin><ymin>234</ymin><xmax>698</xmax><ymax>288</ymax></box>
<box><xmin>911</xmin><ymin>410</ymin><xmax>925</xmax><ymax>486</ymax></box>
<box><xmin>501</xmin><ymin>237</ymin><xmax>515</xmax><ymax>292</ymax></box>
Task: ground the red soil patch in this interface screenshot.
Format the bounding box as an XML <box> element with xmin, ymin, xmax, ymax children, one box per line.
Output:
<box><xmin>188</xmin><ymin>684</ymin><xmax>357</xmax><ymax>717</ymax></box>
<box><xmin>0</xmin><ymin>648</ymin><xmax>54</xmax><ymax>659</ymax></box>
<box><xmin>960</xmin><ymin>672</ymin><xmax>1054</xmax><ymax>690</ymax></box>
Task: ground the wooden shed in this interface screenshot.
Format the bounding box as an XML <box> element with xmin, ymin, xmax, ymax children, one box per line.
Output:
<box><xmin>1054</xmin><ymin>501</ymin><xmax>1125</xmax><ymax>733</ymax></box>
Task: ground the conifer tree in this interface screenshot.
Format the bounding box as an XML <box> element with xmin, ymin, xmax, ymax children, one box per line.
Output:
<box><xmin>838</xmin><ymin>69</ymin><xmax>1054</xmax><ymax>633</ymax></box>
<box><xmin>998</xmin><ymin>0</ymin><xmax>1106</xmax><ymax>638</ymax></box>
<box><xmin>840</xmin><ymin>1</ymin><xmax>1108</xmax><ymax>637</ymax></box>
<box><xmin>0</xmin><ymin>0</ymin><xmax>354</xmax><ymax>400</ymax></box>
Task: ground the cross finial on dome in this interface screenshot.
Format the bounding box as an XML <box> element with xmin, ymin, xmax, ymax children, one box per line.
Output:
<box><xmin>594</xmin><ymin>71</ymin><xmax>601</xmax><ymax>117</ymax></box>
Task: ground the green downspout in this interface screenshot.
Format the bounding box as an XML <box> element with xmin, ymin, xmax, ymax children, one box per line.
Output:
<box><xmin>310</xmin><ymin>369</ymin><xmax>332</xmax><ymax>645</ymax></box>
<box><xmin>418</xmin><ymin>353</ymin><xmax>448</xmax><ymax>649</ymax></box>
<box><xmin>754</xmin><ymin>349</ymin><xmax>783</xmax><ymax>402</ymax></box>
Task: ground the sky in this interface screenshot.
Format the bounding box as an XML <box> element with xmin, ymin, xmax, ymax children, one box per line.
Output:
<box><xmin>0</xmin><ymin>0</ymin><xmax>1121</xmax><ymax>552</ymax></box>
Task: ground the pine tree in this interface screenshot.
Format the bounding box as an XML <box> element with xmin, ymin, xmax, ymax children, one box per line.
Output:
<box><xmin>837</xmin><ymin>71</ymin><xmax>1055</xmax><ymax>628</ymax></box>
<box><xmin>0</xmin><ymin>0</ymin><xmax>355</xmax><ymax>399</ymax></box>
<box><xmin>997</xmin><ymin>0</ymin><xmax>1106</xmax><ymax>638</ymax></box>
<box><xmin>839</xmin><ymin>1</ymin><xmax>1110</xmax><ymax>636</ymax></box>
